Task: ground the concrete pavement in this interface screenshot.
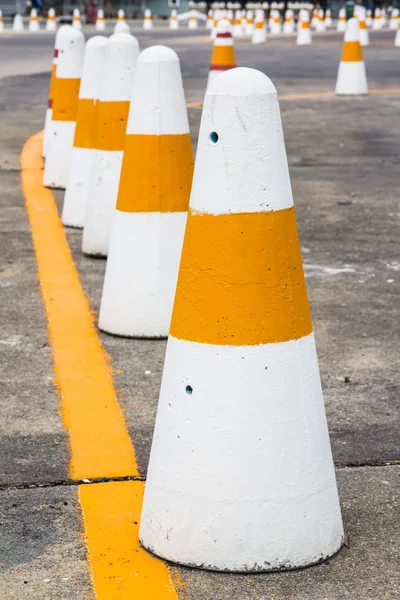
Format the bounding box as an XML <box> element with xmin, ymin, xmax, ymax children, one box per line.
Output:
<box><xmin>0</xmin><ymin>26</ymin><xmax>399</xmax><ymax>599</ymax></box>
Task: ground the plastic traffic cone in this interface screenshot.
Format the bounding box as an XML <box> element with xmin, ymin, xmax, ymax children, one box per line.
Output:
<box><xmin>13</xmin><ymin>14</ymin><xmax>24</xmax><ymax>31</ymax></box>
<box><xmin>43</xmin><ymin>36</ymin><xmax>59</xmax><ymax>158</ymax></box>
<box><xmin>95</xmin><ymin>8</ymin><xmax>106</xmax><ymax>31</ymax></box>
<box><xmin>140</xmin><ymin>66</ymin><xmax>344</xmax><ymax>572</ymax></box>
<box><xmin>98</xmin><ymin>45</ymin><xmax>193</xmax><ymax>338</ymax></box>
<box><xmin>297</xmin><ymin>10</ymin><xmax>312</xmax><ymax>45</ymax></box>
<box><xmin>72</xmin><ymin>8</ymin><xmax>82</xmax><ymax>30</ymax></box>
<box><xmin>62</xmin><ymin>36</ymin><xmax>107</xmax><ymax>227</ymax></box>
<box><xmin>143</xmin><ymin>8</ymin><xmax>153</xmax><ymax>29</ymax></box>
<box><xmin>0</xmin><ymin>9</ymin><xmax>4</xmax><ymax>32</ymax></box>
<box><xmin>207</xmin><ymin>19</ymin><xmax>237</xmax><ymax>88</ymax></box>
<box><xmin>29</xmin><ymin>8</ymin><xmax>40</xmax><ymax>31</ymax></box>
<box><xmin>335</xmin><ymin>18</ymin><xmax>368</xmax><ymax>95</ymax></box>
<box><xmin>337</xmin><ymin>8</ymin><xmax>346</xmax><ymax>32</ymax></box>
<box><xmin>82</xmin><ymin>33</ymin><xmax>140</xmax><ymax>257</ymax></box>
<box><xmin>43</xmin><ymin>26</ymin><xmax>85</xmax><ymax>189</ymax></box>
<box><xmin>114</xmin><ymin>9</ymin><xmax>130</xmax><ymax>33</ymax></box>
<box><xmin>46</xmin><ymin>8</ymin><xmax>57</xmax><ymax>31</ymax></box>
<box><xmin>170</xmin><ymin>9</ymin><xmax>179</xmax><ymax>29</ymax></box>
<box><xmin>283</xmin><ymin>9</ymin><xmax>295</xmax><ymax>33</ymax></box>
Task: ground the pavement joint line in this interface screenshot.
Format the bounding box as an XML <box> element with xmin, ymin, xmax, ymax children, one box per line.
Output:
<box><xmin>186</xmin><ymin>87</ymin><xmax>400</xmax><ymax>108</ymax></box>
<box><xmin>2</xmin><ymin>458</ymin><xmax>399</xmax><ymax>492</ymax></box>
<box><xmin>20</xmin><ymin>130</ymin><xmax>179</xmax><ymax>600</ymax></box>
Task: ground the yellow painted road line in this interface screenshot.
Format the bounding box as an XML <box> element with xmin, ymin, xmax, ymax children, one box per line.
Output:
<box><xmin>186</xmin><ymin>87</ymin><xmax>400</xmax><ymax>108</ymax></box>
<box><xmin>20</xmin><ymin>130</ymin><xmax>178</xmax><ymax>600</ymax></box>
<box><xmin>21</xmin><ymin>130</ymin><xmax>137</xmax><ymax>481</ymax></box>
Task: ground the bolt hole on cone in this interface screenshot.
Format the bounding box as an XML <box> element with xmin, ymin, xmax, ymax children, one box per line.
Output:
<box><xmin>139</xmin><ymin>67</ymin><xmax>344</xmax><ymax>573</ymax></box>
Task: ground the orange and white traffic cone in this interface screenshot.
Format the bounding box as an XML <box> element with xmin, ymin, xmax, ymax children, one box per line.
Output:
<box><xmin>283</xmin><ymin>9</ymin><xmax>294</xmax><ymax>33</ymax></box>
<box><xmin>0</xmin><ymin>9</ymin><xmax>4</xmax><ymax>32</ymax></box>
<box><xmin>245</xmin><ymin>9</ymin><xmax>254</xmax><ymax>35</ymax></box>
<box><xmin>13</xmin><ymin>14</ymin><xmax>24</xmax><ymax>31</ymax></box>
<box><xmin>98</xmin><ymin>45</ymin><xmax>193</xmax><ymax>338</ymax></box>
<box><xmin>188</xmin><ymin>9</ymin><xmax>197</xmax><ymax>29</ymax></box>
<box><xmin>29</xmin><ymin>8</ymin><xmax>40</xmax><ymax>31</ymax></box>
<box><xmin>357</xmin><ymin>7</ymin><xmax>369</xmax><ymax>46</ymax></box>
<box><xmin>206</xmin><ymin>9</ymin><xmax>213</xmax><ymax>29</ymax></box>
<box><xmin>143</xmin><ymin>8</ymin><xmax>153</xmax><ymax>29</ymax></box>
<box><xmin>233</xmin><ymin>9</ymin><xmax>243</xmax><ymax>37</ymax></box>
<box><xmin>62</xmin><ymin>36</ymin><xmax>108</xmax><ymax>228</ymax></box>
<box><xmin>395</xmin><ymin>20</ymin><xmax>400</xmax><ymax>46</ymax></box>
<box><xmin>43</xmin><ymin>36</ymin><xmax>59</xmax><ymax>158</ymax></box>
<box><xmin>372</xmin><ymin>8</ymin><xmax>381</xmax><ymax>30</ymax></box>
<box><xmin>43</xmin><ymin>26</ymin><xmax>85</xmax><ymax>189</ymax></box>
<box><xmin>95</xmin><ymin>8</ymin><xmax>106</xmax><ymax>31</ymax></box>
<box><xmin>270</xmin><ymin>9</ymin><xmax>282</xmax><ymax>34</ymax></box>
<box><xmin>170</xmin><ymin>8</ymin><xmax>179</xmax><ymax>29</ymax></box>
<box><xmin>337</xmin><ymin>7</ymin><xmax>346</xmax><ymax>32</ymax></box>
<box><xmin>82</xmin><ymin>33</ymin><xmax>140</xmax><ymax>257</ymax></box>
<box><xmin>325</xmin><ymin>8</ymin><xmax>332</xmax><ymax>27</ymax></box>
<box><xmin>335</xmin><ymin>18</ymin><xmax>368</xmax><ymax>95</ymax></box>
<box><xmin>297</xmin><ymin>10</ymin><xmax>312</xmax><ymax>45</ymax></box>
<box><xmin>72</xmin><ymin>8</ymin><xmax>82</xmax><ymax>30</ymax></box>
<box><xmin>207</xmin><ymin>19</ymin><xmax>237</xmax><ymax>87</ymax></box>
<box><xmin>315</xmin><ymin>8</ymin><xmax>325</xmax><ymax>32</ymax></box>
<box><xmin>366</xmin><ymin>9</ymin><xmax>372</xmax><ymax>27</ymax></box>
<box><xmin>114</xmin><ymin>9</ymin><xmax>130</xmax><ymax>33</ymax></box>
<box><xmin>390</xmin><ymin>8</ymin><xmax>399</xmax><ymax>30</ymax></box>
<box><xmin>46</xmin><ymin>8</ymin><xmax>57</xmax><ymax>31</ymax></box>
<box><xmin>139</xmin><ymin>66</ymin><xmax>344</xmax><ymax>572</ymax></box>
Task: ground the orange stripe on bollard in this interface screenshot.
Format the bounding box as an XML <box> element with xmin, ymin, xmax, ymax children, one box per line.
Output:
<box><xmin>116</xmin><ymin>134</ymin><xmax>193</xmax><ymax>213</ymax></box>
<box><xmin>94</xmin><ymin>100</ymin><xmax>130</xmax><ymax>151</ymax></box>
<box><xmin>341</xmin><ymin>40</ymin><xmax>363</xmax><ymax>62</ymax></box>
<box><xmin>73</xmin><ymin>99</ymin><xmax>98</xmax><ymax>149</ymax></box>
<box><xmin>52</xmin><ymin>78</ymin><xmax>81</xmax><ymax>121</ymax></box>
<box><xmin>170</xmin><ymin>206</ymin><xmax>313</xmax><ymax>346</ymax></box>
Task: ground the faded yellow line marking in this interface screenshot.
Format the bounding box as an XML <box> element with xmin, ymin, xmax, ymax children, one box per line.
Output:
<box><xmin>186</xmin><ymin>87</ymin><xmax>400</xmax><ymax>108</ymax></box>
<box><xmin>20</xmin><ymin>130</ymin><xmax>179</xmax><ymax>600</ymax></box>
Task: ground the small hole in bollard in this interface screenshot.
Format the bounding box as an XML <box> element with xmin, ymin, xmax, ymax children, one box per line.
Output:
<box><xmin>209</xmin><ymin>131</ymin><xmax>219</xmax><ymax>145</ymax></box>
<box><xmin>186</xmin><ymin>385</ymin><xmax>193</xmax><ymax>395</ymax></box>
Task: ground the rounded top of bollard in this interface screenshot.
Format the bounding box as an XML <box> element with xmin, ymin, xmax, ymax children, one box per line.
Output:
<box><xmin>344</xmin><ymin>17</ymin><xmax>360</xmax><ymax>42</ymax></box>
<box><xmin>57</xmin><ymin>24</ymin><xmax>83</xmax><ymax>41</ymax></box>
<box><xmin>138</xmin><ymin>45</ymin><xmax>178</xmax><ymax>63</ymax></box>
<box><xmin>109</xmin><ymin>31</ymin><xmax>139</xmax><ymax>49</ymax></box>
<box><xmin>86</xmin><ymin>34</ymin><xmax>108</xmax><ymax>50</ymax></box>
<box><xmin>207</xmin><ymin>67</ymin><xmax>276</xmax><ymax>98</ymax></box>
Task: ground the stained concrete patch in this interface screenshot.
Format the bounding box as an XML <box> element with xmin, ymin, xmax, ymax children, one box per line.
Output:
<box><xmin>174</xmin><ymin>466</ymin><xmax>400</xmax><ymax>600</ymax></box>
<box><xmin>0</xmin><ymin>485</ymin><xmax>92</xmax><ymax>599</ymax></box>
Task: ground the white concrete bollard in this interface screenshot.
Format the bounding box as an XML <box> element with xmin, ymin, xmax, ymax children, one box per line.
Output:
<box><xmin>170</xmin><ymin>8</ymin><xmax>179</xmax><ymax>29</ymax></box>
<box><xmin>139</xmin><ymin>66</ymin><xmax>344</xmax><ymax>572</ymax></box>
<box><xmin>337</xmin><ymin>8</ymin><xmax>346</xmax><ymax>32</ymax></box>
<box><xmin>13</xmin><ymin>14</ymin><xmax>25</xmax><ymax>32</ymax></box>
<box><xmin>95</xmin><ymin>8</ymin><xmax>106</xmax><ymax>31</ymax></box>
<box><xmin>315</xmin><ymin>8</ymin><xmax>325</xmax><ymax>32</ymax></box>
<box><xmin>43</xmin><ymin>26</ymin><xmax>85</xmax><ymax>189</ymax></box>
<box><xmin>188</xmin><ymin>9</ymin><xmax>198</xmax><ymax>28</ymax></box>
<box><xmin>82</xmin><ymin>33</ymin><xmax>140</xmax><ymax>257</ymax></box>
<box><xmin>270</xmin><ymin>9</ymin><xmax>282</xmax><ymax>33</ymax></box>
<box><xmin>43</xmin><ymin>35</ymin><xmax>60</xmax><ymax>158</ymax></box>
<box><xmin>62</xmin><ymin>36</ymin><xmax>108</xmax><ymax>227</ymax></box>
<box><xmin>245</xmin><ymin>9</ymin><xmax>254</xmax><ymax>35</ymax></box>
<box><xmin>335</xmin><ymin>18</ymin><xmax>368</xmax><ymax>95</ymax></box>
<box><xmin>143</xmin><ymin>8</ymin><xmax>153</xmax><ymax>29</ymax></box>
<box><xmin>46</xmin><ymin>8</ymin><xmax>57</xmax><ymax>31</ymax></box>
<box><xmin>297</xmin><ymin>9</ymin><xmax>312</xmax><ymax>45</ymax></box>
<box><xmin>252</xmin><ymin>10</ymin><xmax>267</xmax><ymax>43</ymax></box>
<box><xmin>98</xmin><ymin>45</ymin><xmax>193</xmax><ymax>338</ymax></box>
<box><xmin>29</xmin><ymin>8</ymin><xmax>40</xmax><ymax>31</ymax></box>
<box><xmin>232</xmin><ymin>9</ymin><xmax>243</xmax><ymax>36</ymax></box>
<box><xmin>283</xmin><ymin>9</ymin><xmax>295</xmax><ymax>33</ymax></box>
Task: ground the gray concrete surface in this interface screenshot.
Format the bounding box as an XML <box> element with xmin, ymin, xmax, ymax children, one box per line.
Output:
<box><xmin>0</xmin><ymin>27</ymin><xmax>399</xmax><ymax>599</ymax></box>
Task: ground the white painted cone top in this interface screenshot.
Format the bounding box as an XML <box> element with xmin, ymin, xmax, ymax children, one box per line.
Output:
<box><xmin>170</xmin><ymin>8</ymin><xmax>179</xmax><ymax>29</ymax></box>
<box><xmin>207</xmin><ymin>19</ymin><xmax>237</xmax><ymax>87</ymax></box>
<box><xmin>43</xmin><ymin>26</ymin><xmax>85</xmax><ymax>189</ymax></box>
<box><xmin>98</xmin><ymin>45</ymin><xmax>193</xmax><ymax>338</ymax></box>
<box><xmin>335</xmin><ymin>18</ymin><xmax>368</xmax><ymax>95</ymax></box>
<box><xmin>139</xmin><ymin>66</ymin><xmax>344</xmax><ymax>572</ymax></box>
<box><xmin>82</xmin><ymin>33</ymin><xmax>140</xmax><ymax>257</ymax></box>
<box><xmin>143</xmin><ymin>8</ymin><xmax>153</xmax><ymax>29</ymax></box>
<box><xmin>29</xmin><ymin>8</ymin><xmax>40</xmax><ymax>31</ymax></box>
<box><xmin>95</xmin><ymin>8</ymin><xmax>106</xmax><ymax>31</ymax></box>
<box><xmin>72</xmin><ymin>8</ymin><xmax>82</xmax><ymax>30</ymax></box>
<box><xmin>297</xmin><ymin>9</ymin><xmax>311</xmax><ymax>45</ymax></box>
<box><xmin>46</xmin><ymin>7</ymin><xmax>57</xmax><ymax>31</ymax></box>
<box><xmin>62</xmin><ymin>36</ymin><xmax>108</xmax><ymax>228</ymax></box>
<box><xmin>337</xmin><ymin>7</ymin><xmax>346</xmax><ymax>31</ymax></box>
<box><xmin>13</xmin><ymin>13</ymin><xmax>24</xmax><ymax>31</ymax></box>
<box><xmin>395</xmin><ymin>20</ymin><xmax>400</xmax><ymax>46</ymax></box>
